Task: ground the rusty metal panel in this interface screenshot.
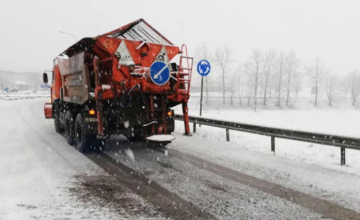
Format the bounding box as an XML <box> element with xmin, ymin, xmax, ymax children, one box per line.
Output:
<box><xmin>61</xmin><ymin>54</ymin><xmax>90</xmax><ymax>105</ymax></box>
<box><xmin>57</xmin><ymin>52</ymin><xmax>85</xmax><ymax>76</ymax></box>
<box><xmin>109</xmin><ymin>20</ymin><xmax>172</xmax><ymax>46</ymax></box>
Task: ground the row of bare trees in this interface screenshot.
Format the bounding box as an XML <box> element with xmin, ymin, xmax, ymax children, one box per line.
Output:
<box><xmin>305</xmin><ymin>60</ymin><xmax>360</xmax><ymax>107</ymax></box>
<box><xmin>240</xmin><ymin>49</ymin><xmax>302</xmax><ymax>111</ymax></box>
<box><xmin>195</xmin><ymin>43</ymin><xmax>360</xmax><ymax>110</ymax></box>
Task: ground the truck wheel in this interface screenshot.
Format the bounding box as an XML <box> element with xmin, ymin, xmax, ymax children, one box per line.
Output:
<box><xmin>64</xmin><ymin>111</ymin><xmax>75</xmax><ymax>146</ymax></box>
<box><xmin>74</xmin><ymin>113</ymin><xmax>88</xmax><ymax>152</ymax></box>
<box><xmin>54</xmin><ymin>102</ymin><xmax>64</xmax><ymax>134</ymax></box>
<box><xmin>55</xmin><ymin>117</ymin><xmax>62</xmax><ymax>133</ymax></box>
<box><xmin>74</xmin><ymin>113</ymin><xmax>102</xmax><ymax>152</ymax></box>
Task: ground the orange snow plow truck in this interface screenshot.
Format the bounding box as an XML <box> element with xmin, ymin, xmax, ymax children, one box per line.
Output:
<box><xmin>43</xmin><ymin>19</ymin><xmax>193</xmax><ymax>152</ymax></box>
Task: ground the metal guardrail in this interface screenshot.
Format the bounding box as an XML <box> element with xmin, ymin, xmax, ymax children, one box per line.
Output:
<box><xmin>175</xmin><ymin>114</ymin><xmax>360</xmax><ymax>166</ymax></box>
<box><xmin>0</xmin><ymin>95</ymin><xmax>50</xmax><ymax>101</ymax></box>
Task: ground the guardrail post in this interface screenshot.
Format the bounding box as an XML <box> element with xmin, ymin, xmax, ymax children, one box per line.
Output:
<box><xmin>226</xmin><ymin>128</ymin><xmax>230</xmax><ymax>142</ymax></box>
<box><xmin>193</xmin><ymin>121</ymin><xmax>197</xmax><ymax>133</ymax></box>
<box><xmin>271</xmin><ymin>136</ymin><xmax>275</xmax><ymax>152</ymax></box>
<box><xmin>341</xmin><ymin>147</ymin><xmax>345</xmax><ymax>166</ymax></box>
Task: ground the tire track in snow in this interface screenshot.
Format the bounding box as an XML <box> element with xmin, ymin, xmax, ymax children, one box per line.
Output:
<box><xmin>169</xmin><ymin>149</ymin><xmax>360</xmax><ymax>220</ymax></box>
<box><xmin>86</xmin><ymin>152</ymin><xmax>218</xmax><ymax>220</ymax></box>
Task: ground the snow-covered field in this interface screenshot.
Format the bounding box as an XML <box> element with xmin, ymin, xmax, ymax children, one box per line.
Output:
<box><xmin>173</xmin><ymin>93</ymin><xmax>360</xmax><ymax>175</ymax></box>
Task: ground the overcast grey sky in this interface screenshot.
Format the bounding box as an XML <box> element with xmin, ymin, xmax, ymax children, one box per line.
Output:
<box><xmin>0</xmin><ymin>0</ymin><xmax>359</xmax><ymax>74</ymax></box>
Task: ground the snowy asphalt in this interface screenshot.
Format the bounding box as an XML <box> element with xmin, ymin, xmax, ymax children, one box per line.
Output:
<box><xmin>1</xmin><ymin>98</ymin><xmax>359</xmax><ymax>219</ymax></box>
<box><xmin>0</xmin><ymin>99</ymin><xmax>166</xmax><ymax>220</ymax></box>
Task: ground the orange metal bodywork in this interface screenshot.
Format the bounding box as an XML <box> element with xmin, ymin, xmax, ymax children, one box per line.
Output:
<box><xmin>53</xmin><ymin>38</ymin><xmax>182</xmax><ymax>101</ymax></box>
<box><xmin>92</xmin><ymin>37</ymin><xmax>181</xmax><ymax>99</ymax></box>
<box><xmin>45</xmin><ymin>18</ymin><xmax>193</xmax><ymax>136</ymax></box>
<box><xmin>51</xmin><ymin>65</ymin><xmax>62</xmax><ymax>101</ymax></box>
<box><xmin>44</xmin><ymin>103</ymin><xmax>52</xmax><ymax>119</ymax></box>
<box><xmin>53</xmin><ymin>19</ymin><xmax>189</xmax><ymax>103</ymax></box>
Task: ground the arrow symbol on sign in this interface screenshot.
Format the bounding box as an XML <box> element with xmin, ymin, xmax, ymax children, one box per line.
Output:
<box><xmin>154</xmin><ymin>65</ymin><xmax>168</xmax><ymax>79</ymax></box>
<box><xmin>205</xmin><ymin>66</ymin><xmax>209</xmax><ymax>74</ymax></box>
<box><xmin>199</xmin><ymin>63</ymin><xmax>209</xmax><ymax>74</ymax></box>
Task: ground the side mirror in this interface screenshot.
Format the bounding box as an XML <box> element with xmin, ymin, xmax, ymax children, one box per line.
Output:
<box><xmin>43</xmin><ymin>72</ymin><xmax>48</xmax><ymax>84</ymax></box>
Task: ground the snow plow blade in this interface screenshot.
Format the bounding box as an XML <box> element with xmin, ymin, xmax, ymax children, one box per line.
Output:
<box><xmin>146</xmin><ymin>134</ymin><xmax>175</xmax><ymax>142</ymax></box>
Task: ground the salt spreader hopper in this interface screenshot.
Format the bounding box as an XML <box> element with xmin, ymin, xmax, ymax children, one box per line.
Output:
<box><xmin>43</xmin><ymin>19</ymin><xmax>193</xmax><ymax>151</ymax></box>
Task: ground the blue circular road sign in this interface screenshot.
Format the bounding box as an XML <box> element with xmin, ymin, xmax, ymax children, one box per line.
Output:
<box><xmin>149</xmin><ymin>61</ymin><xmax>170</xmax><ymax>85</ymax></box>
<box><xmin>4</xmin><ymin>87</ymin><xmax>9</xmax><ymax>93</ymax></box>
<box><xmin>197</xmin><ymin>59</ymin><xmax>211</xmax><ymax>77</ymax></box>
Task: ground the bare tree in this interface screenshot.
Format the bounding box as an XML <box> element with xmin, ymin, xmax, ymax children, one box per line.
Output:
<box><xmin>247</xmin><ymin>49</ymin><xmax>262</xmax><ymax>112</ymax></box>
<box><xmin>285</xmin><ymin>51</ymin><xmax>300</xmax><ymax>106</ymax></box>
<box><xmin>276</xmin><ymin>51</ymin><xmax>285</xmax><ymax>106</ymax></box>
<box><xmin>237</xmin><ymin>64</ymin><xmax>243</xmax><ymax>105</ymax></box>
<box><xmin>228</xmin><ymin>70</ymin><xmax>238</xmax><ymax>105</ymax></box>
<box><xmin>262</xmin><ymin>49</ymin><xmax>276</xmax><ymax>106</ymax></box>
<box><xmin>347</xmin><ymin>70</ymin><xmax>360</xmax><ymax>106</ymax></box>
<box><xmin>215</xmin><ymin>45</ymin><xmax>232</xmax><ymax>104</ymax></box>
<box><xmin>228</xmin><ymin>64</ymin><xmax>244</xmax><ymax>105</ymax></box>
<box><xmin>340</xmin><ymin>77</ymin><xmax>349</xmax><ymax>99</ymax></box>
<box><xmin>243</xmin><ymin>65</ymin><xmax>253</xmax><ymax>106</ymax></box>
<box><xmin>323</xmin><ymin>74</ymin><xmax>341</xmax><ymax>106</ymax></box>
<box><xmin>306</xmin><ymin>58</ymin><xmax>326</xmax><ymax>106</ymax></box>
<box><xmin>196</xmin><ymin>42</ymin><xmax>212</xmax><ymax>103</ymax></box>
<box><xmin>292</xmin><ymin>70</ymin><xmax>303</xmax><ymax>99</ymax></box>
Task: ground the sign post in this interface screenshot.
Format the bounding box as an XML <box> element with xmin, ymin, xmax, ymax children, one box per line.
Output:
<box><xmin>200</xmin><ymin>77</ymin><xmax>204</xmax><ymax>117</ymax></box>
<box><xmin>196</xmin><ymin>59</ymin><xmax>211</xmax><ymax>126</ymax></box>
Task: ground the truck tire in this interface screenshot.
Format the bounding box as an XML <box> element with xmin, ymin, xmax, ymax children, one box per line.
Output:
<box><xmin>55</xmin><ymin>117</ymin><xmax>62</xmax><ymax>133</ymax></box>
<box><xmin>54</xmin><ymin>102</ymin><xmax>64</xmax><ymax>134</ymax></box>
<box><xmin>74</xmin><ymin>113</ymin><xmax>102</xmax><ymax>152</ymax></box>
<box><xmin>64</xmin><ymin>111</ymin><xmax>75</xmax><ymax>146</ymax></box>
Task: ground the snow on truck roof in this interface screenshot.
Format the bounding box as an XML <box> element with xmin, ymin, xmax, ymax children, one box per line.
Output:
<box><xmin>60</xmin><ymin>19</ymin><xmax>173</xmax><ymax>57</ymax></box>
<box><xmin>104</xmin><ymin>19</ymin><xmax>173</xmax><ymax>46</ymax></box>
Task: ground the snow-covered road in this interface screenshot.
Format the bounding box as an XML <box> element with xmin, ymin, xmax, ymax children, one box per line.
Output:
<box><xmin>171</xmin><ymin>134</ymin><xmax>360</xmax><ymax>215</ymax></box>
<box><xmin>1</xmin><ymin>98</ymin><xmax>360</xmax><ymax>219</ymax></box>
<box><xmin>0</xmin><ymin>99</ymin><xmax>165</xmax><ymax>220</ymax></box>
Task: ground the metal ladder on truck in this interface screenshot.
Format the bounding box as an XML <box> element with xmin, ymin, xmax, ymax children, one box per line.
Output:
<box><xmin>177</xmin><ymin>44</ymin><xmax>193</xmax><ymax>135</ymax></box>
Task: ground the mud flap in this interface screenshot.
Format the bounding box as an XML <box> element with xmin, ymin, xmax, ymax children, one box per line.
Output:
<box><xmin>44</xmin><ymin>103</ymin><xmax>52</xmax><ymax>119</ymax></box>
